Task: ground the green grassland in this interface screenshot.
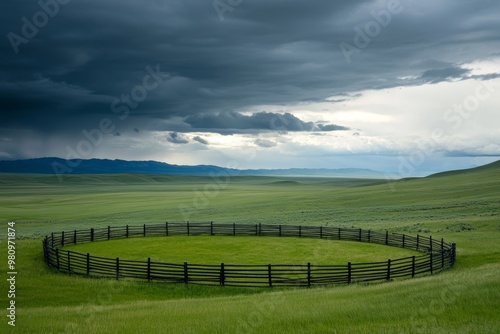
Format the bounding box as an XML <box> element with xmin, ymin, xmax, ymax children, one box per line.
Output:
<box><xmin>62</xmin><ymin>236</ymin><xmax>420</xmax><ymax>265</ymax></box>
<box><xmin>0</xmin><ymin>160</ymin><xmax>499</xmax><ymax>333</ymax></box>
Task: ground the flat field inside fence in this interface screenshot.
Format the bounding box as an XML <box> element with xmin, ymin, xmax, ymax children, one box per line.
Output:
<box><xmin>61</xmin><ymin>235</ymin><xmax>421</xmax><ymax>265</ymax></box>
<box><xmin>0</xmin><ymin>161</ymin><xmax>499</xmax><ymax>333</ymax></box>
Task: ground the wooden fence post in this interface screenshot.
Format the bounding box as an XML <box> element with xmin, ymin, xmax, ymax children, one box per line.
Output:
<box><xmin>268</xmin><ymin>264</ymin><xmax>272</xmax><ymax>287</ymax></box>
<box><xmin>126</xmin><ymin>225</ymin><xmax>129</xmax><ymax>238</ymax></box>
<box><xmin>61</xmin><ymin>231</ymin><xmax>65</xmax><ymax>247</ymax></box>
<box><xmin>187</xmin><ymin>222</ymin><xmax>190</xmax><ymax>236</ymax></box>
<box><xmin>67</xmin><ymin>251</ymin><xmax>71</xmax><ymax>274</ymax></box>
<box><xmin>338</xmin><ymin>228</ymin><xmax>341</xmax><ymax>240</ymax></box>
<box><xmin>233</xmin><ymin>223</ymin><xmax>236</xmax><ymax>236</ymax></box>
<box><xmin>56</xmin><ymin>248</ymin><xmax>60</xmax><ymax>270</ymax></box>
<box><xmin>411</xmin><ymin>256</ymin><xmax>415</xmax><ymax>278</ymax></box>
<box><xmin>259</xmin><ymin>223</ymin><xmax>262</xmax><ymax>236</ymax></box>
<box><xmin>416</xmin><ymin>234</ymin><xmax>420</xmax><ymax>250</ymax></box>
<box><xmin>220</xmin><ymin>263</ymin><xmax>225</xmax><ymax>286</ymax></box>
<box><xmin>429</xmin><ymin>236</ymin><xmax>433</xmax><ymax>253</ymax></box>
<box><xmin>385</xmin><ymin>230</ymin><xmax>389</xmax><ymax>245</ymax></box>
<box><xmin>143</xmin><ymin>224</ymin><xmax>146</xmax><ymax>237</ymax></box>
<box><xmin>347</xmin><ymin>262</ymin><xmax>352</xmax><ymax>284</ymax></box>
<box><xmin>358</xmin><ymin>228</ymin><xmax>362</xmax><ymax>241</ymax></box>
<box><xmin>51</xmin><ymin>232</ymin><xmax>54</xmax><ymax>248</ymax></box>
<box><xmin>108</xmin><ymin>226</ymin><xmax>111</xmax><ymax>240</ymax></box>
<box><xmin>184</xmin><ymin>262</ymin><xmax>188</xmax><ymax>284</ymax></box>
<box><xmin>430</xmin><ymin>252</ymin><xmax>433</xmax><ymax>275</ymax></box>
<box><xmin>147</xmin><ymin>257</ymin><xmax>151</xmax><ymax>282</ymax></box>
<box><xmin>402</xmin><ymin>234</ymin><xmax>406</xmax><ymax>248</ymax></box>
<box><xmin>74</xmin><ymin>230</ymin><xmax>77</xmax><ymax>244</ymax></box>
<box><xmin>320</xmin><ymin>226</ymin><xmax>323</xmax><ymax>239</ymax></box>
<box><xmin>86</xmin><ymin>253</ymin><xmax>90</xmax><ymax>275</ymax></box>
<box><xmin>386</xmin><ymin>259</ymin><xmax>391</xmax><ymax>281</ymax></box>
<box><xmin>368</xmin><ymin>230</ymin><xmax>371</xmax><ymax>243</ymax></box>
<box><xmin>279</xmin><ymin>225</ymin><xmax>282</xmax><ymax>237</ymax></box>
<box><xmin>90</xmin><ymin>228</ymin><xmax>94</xmax><ymax>242</ymax></box>
<box><xmin>211</xmin><ymin>221</ymin><xmax>214</xmax><ymax>236</ymax></box>
<box><xmin>307</xmin><ymin>263</ymin><xmax>311</xmax><ymax>288</ymax></box>
<box><xmin>165</xmin><ymin>222</ymin><xmax>168</xmax><ymax>236</ymax></box>
<box><xmin>42</xmin><ymin>238</ymin><xmax>47</xmax><ymax>263</ymax></box>
<box><xmin>299</xmin><ymin>225</ymin><xmax>302</xmax><ymax>237</ymax></box>
<box><xmin>42</xmin><ymin>238</ymin><xmax>46</xmax><ymax>262</ymax></box>
<box><xmin>116</xmin><ymin>258</ymin><xmax>120</xmax><ymax>280</ymax></box>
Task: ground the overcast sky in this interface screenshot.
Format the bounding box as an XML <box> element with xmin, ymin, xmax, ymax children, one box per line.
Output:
<box><xmin>1</xmin><ymin>0</ymin><xmax>500</xmax><ymax>175</ymax></box>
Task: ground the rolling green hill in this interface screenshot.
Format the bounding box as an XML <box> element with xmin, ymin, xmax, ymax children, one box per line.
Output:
<box><xmin>0</xmin><ymin>161</ymin><xmax>499</xmax><ymax>333</ymax></box>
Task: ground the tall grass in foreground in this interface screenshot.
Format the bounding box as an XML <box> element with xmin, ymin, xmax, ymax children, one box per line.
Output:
<box><xmin>10</xmin><ymin>240</ymin><xmax>500</xmax><ymax>333</ymax></box>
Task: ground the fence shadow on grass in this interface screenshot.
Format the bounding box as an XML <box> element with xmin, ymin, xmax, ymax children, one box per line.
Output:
<box><xmin>43</xmin><ymin>222</ymin><xmax>456</xmax><ymax>288</ymax></box>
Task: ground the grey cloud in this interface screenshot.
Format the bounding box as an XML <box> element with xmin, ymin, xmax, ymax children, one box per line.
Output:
<box><xmin>193</xmin><ymin>136</ymin><xmax>209</xmax><ymax>145</ymax></box>
<box><xmin>318</xmin><ymin>124</ymin><xmax>350</xmax><ymax>131</ymax></box>
<box><xmin>420</xmin><ymin>66</ymin><xmax>471</xmax><ymax>84</ymax></box>
<box><xmin>444</xmin><ymin>151</ymin><xmax>500</xmax><ymax>158</ymax></box>
<box><xmin>328</xmin><ymin>98</ymin><xmax>349</xmax><ymax>103</ymax></box>
<box><xmin>254</xmin><ymin>139</ymin><xmax>277</xmax><ymax>148</ymax></box>
<box><xmin>467</xmin><ymin>73</ymin><xmax>500</xmax><ymax>81</ymax></box>
<box><xmin>166</xmin><ymin>132</ymin><xmax>189</xmax><ymax>144</ymax></box>
<box><xmin>184</xmin><ymin>111</ymin><xmax>349</xmax><ymax>133</ymax></box>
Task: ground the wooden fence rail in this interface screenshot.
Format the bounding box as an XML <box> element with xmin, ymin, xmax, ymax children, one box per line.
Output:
<box><xmin>43</xmin><ymin>222</ymin><xmax>456</xmax><ymax>288</ymax></box>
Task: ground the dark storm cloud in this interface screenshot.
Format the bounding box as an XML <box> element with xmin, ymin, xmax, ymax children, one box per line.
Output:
<box><xmin>193</xmin><ymin>136</ymin><xmax>209</xmax><ymax>145</ymax></box>
<box><xmin>412</xmin><ymin>66</ymin><xmax>500</xmax><ymax>85</ymax></box>
<box><xmin>1</xmin><ymin>0</ymin><xmax>500</xmax><ymax>151</ymax></box>
<box><xmin>317</xmin><ymin>124</ymin><xmax>350</xmax><ymax>131</ymax></box>
<box><xmin>184</xmin><ymin>111</ymin><xmax>348</xmax><ymax>134</ymax></box>
<box><xmin>166</xmin><ymin>132</ymin><xmax>189</xmax><ymax>144</ymax></box>
<box><xmin>420</xmin><ymin>66</ymin><xmax>471</xmax><ymax>84</ymax></box>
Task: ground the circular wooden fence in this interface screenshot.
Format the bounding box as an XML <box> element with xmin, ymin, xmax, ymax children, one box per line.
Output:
<box><xmin>43</xmin><ymin>222</ymin><xmax>456</xmax><ymax>288</ymax></box>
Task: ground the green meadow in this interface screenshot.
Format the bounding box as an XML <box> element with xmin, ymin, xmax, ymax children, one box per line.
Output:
<box><xmin>61</xmin><ymin>236</ymin><xmax>420</xmax><ymax>265</ymax></box>
<box><xmin>1</xmin><ymin>161</ymin><xmax>499</xmax><ymax>333</ymax></box>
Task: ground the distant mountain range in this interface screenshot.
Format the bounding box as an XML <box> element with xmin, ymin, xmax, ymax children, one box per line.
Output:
<box><xmin>0</xmin><ymin>158</ymin><xmax>385</xmax><ymax>178</ymax></box>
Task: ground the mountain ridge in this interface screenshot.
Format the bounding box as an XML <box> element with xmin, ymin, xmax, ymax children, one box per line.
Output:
<box><xmin>0</xmin><ymin>157</ymin><xmax>384</xmax><ymax>178</ymax></box>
